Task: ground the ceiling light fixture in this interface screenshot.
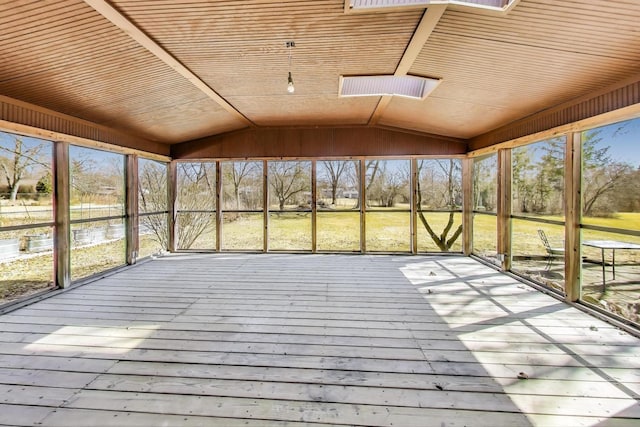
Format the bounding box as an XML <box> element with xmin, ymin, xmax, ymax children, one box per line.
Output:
<box><xmin>286</xmin><ymin>41</ymin><xmax>295</xmax><ymax>94</ymax></box>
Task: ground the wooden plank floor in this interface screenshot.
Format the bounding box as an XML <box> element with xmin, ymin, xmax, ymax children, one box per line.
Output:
<box><xmin>0</xmin><ymin>253</ymin><xmax>639</xmax><ymax>426</ymax></box>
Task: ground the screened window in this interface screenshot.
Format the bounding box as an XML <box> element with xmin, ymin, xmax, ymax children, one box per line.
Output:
<box><xmin>365</xmin><ymin>159</ymin><xmax>410</xmax><ymax>252</ymax></box>
<box><xmin>0</xmin><ymin>131</ymin><xmax>54</xmax><ymax>303</ymax></box>
<box><xmin>267</xmin><ymin>161</ymin><xmax>311</xmax><ymax>251</ymax></box>
<box><xmin>69</xmin><ymin>145</ymin><xmax>125</xmax><ymax>281</ymax></box>
<box><xmin>472</xmin><ymin>154</ymin><xmax>497</xmax><ymax>260</ymax></box>
<box><xmin>416</xmin><ymin>159</ymin><xmax>462</xmax><ymax>252</ymax></box>
<box><xmin>316</xmin><ymin>160</ymin><xmax>360</xmax><ymax>252</ymax></box>
<box><xmin>176</xmin><ymin>162</ymin><xmax>216</xmax><ymax>250</ymax></box>
<box><xmin>221</xmin><ymin>161</ymin><xmax>263</xmax><ymax>251</ymax></box>
<box><xmin>138</xmin><ymin>158</ymin><xmax>168</xmax><ymax>259</ymax></box>
<box><xmin>579</xmin><ymin>117</ymin><xmax>640</xmax><ymax>325</ymax></box>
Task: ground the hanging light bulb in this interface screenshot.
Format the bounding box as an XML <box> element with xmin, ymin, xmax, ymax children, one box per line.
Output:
<box><xmin>286</xmin><ymin>41</ymin><xmax>295</xmax><ymax>94</ymax></box>
<box><xmin>287</xmin><ymin>71</ymin><xmax>295</xmax><ymax>93</ymax></box>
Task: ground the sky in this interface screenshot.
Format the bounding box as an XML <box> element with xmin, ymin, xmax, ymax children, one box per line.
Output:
<box><xmin>592</xmin><ymin>117</ymin><xmax>640</xmax><ymax>167</ymax></box>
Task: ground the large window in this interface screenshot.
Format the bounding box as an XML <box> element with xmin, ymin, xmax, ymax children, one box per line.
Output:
<box><xmin>510</xmin><ymin>137</ymin><xmax>566</xmax><ymax>293</ymax></box>
<box><xmin>365</xmin><ymin>160</ymin><xmax>410</xmax><ymax>252</ymax></box>
<box><xmin>416</xmin><ymin>159</ymin><xmax>462</xmax><ymax>253</ymax></box>
<box><xmin>579</xmin><ymin>117</ymin><xmax>640</xmax><ymax>325</ymax></box>
<box><xmin>69</xmin><ymin>145</ymin><xmax>126</xmax><ymax>281</ymax></box>
<box><xmin>138</xmin><ymin>158</ymin><xmax>168</xmax><ymax>259</ymax></box>
<box><xmin>472</xmin><ymin>153</ymin><xmax>497</xmax><ymax>261</ymax></box>
<box><xmin>0</xmin><ymin>132</ymin><xmax>54</xmax><ymax>303</ymax></box>
<box><xmin>316</xmin><ymin>160</ymin><xmax>360</xmax><ymax>252</ymax></box>
<box><xmin>176</xmin><ymin>162</ymin><xmax>216</xmax><ymax>250</ymax></box>
<box><xmin>267</xmin><ymin>161</ymin><xmax>311</xmax><ymax>251</ymax></box>
<box><xmin>221</xmin><ymin>161</ymin><xmax>263</xmax><ymax>251</ymax></box>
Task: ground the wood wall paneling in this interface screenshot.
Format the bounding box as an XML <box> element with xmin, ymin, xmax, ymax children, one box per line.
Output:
<box><xmin>171</xmin><ymin>127</ymin><xmax>467</xmax><ymax>160</ymax></box>
<box><xmin>469</xmin><ymin>79</ymin><xmax>640</xmax><ymax>151</ymax></box>
<box><xmin>0</xmin><ymin>95</ymin><xmax>170</xmax><ymax>157</ymax></box>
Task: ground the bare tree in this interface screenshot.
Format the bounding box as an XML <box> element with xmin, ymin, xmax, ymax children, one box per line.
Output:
<box><xmin>472</xmin><ymin>155</ymin><xmax>497</xmax><ymax>211</ymax></box>
<box><xmin>320</xmin><ymin>161</ymin><xmax>348</xmax><ymax>205</ymax></box>
<box><xmin>583</xmin><ymin>161</ymin><xmax>632</xmax><ymax>216</ymax></box>
<box><xmin>269</xmin><ymin>161</ymin><xmax>309</xmax><ymax>210</ymax></box>
<box><xmin>0</xmin><ymin>135</ymin><xmax>49</xmax><ymax>201</ymax></box>
<box><xmin>139</xmin><ymin>160</ymin><xmax>169</xmax><ymax>249</ymax></box>
<box><xmin>175</xmin><ymin>162</ymin><xmax>216</xmax><ymax>248</ymax></box>
<box><xmin>223</xmin><ymin>161</ymin><xmax>260</xmax><ymax>210</ymax></box>
<box><xmin>138</xmin><ymin>162</ymin><xmax>219</xmax><ymax>249</ymax></box>
<box><xmin>580</xmin><ymin>129</ymin><xmax>634</xmax><ymax>216</ymax></box>
<box><xmin>417</xmin><ymin>159</ymin><xmax>462</xmax><ymax>251</ymax></box>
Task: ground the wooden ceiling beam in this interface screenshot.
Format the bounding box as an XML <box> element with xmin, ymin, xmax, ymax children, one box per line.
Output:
<box><xmin>83</xmin><ymin>0</ymin><xmax>254</xmax><ymax>127</ymax></box>
<box><xmin>369</xmin><ymin>4</ymin><xmax>446</xmax><ymax>125</ymax></box>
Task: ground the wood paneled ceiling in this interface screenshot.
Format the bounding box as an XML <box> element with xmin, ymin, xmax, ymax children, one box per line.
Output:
<box><xmin>1</xmin><ymin>0</ymin><xmax>639</xmax><ymax>146</ymax></box>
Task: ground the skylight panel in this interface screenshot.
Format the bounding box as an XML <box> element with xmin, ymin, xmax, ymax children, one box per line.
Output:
<box><xmin>346</xmin><ymin>0</ymin><xmax>517</xmax><ymax>12</ymax></box>
<box><xmin>339</xmin><ymin>75</ymin><xmax>441</xmax><ymax>100</ymax></box>
<box><xmin>349</xmin><ymin>0</ymin><xmax>430</xmax><ymax>9</ymax></box>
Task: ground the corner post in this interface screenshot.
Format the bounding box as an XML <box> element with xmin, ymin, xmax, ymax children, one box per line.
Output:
<box><xmin>497</xmin><ymin>148</ymin><xmax>512</xmax><ymax>271</ymax></box>
<box><xmin>167</xmin><ymin>161</ymin><xmax>177</xmax><ymax>252</ymax></box>
<box><xmin>411</xmin><ymin>158</ymin><xmax>418</xmax><ymax>254</ymax></box>
<box><xmin>462</xmin><ymin>157</ymin><xmax>473</xmax><ymax>256</ymax></box>
<box><xmin>53</xmin><ymin>141</ymin><xmax>70</xmax><ymax>288</ymax></box>
<box><xmin>126</xmin><ymin>154</ymin><xmax>139</xmax><ymax>264</ymax></box>
<box><xmin>565</xmin><ymin>132</ymin><xmax>582</xmax><ymax>301</ymax></box>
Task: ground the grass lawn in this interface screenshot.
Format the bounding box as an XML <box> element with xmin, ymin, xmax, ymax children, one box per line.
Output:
<box><xmin>2</xmin><ymin>210</ymin><xmax>639</xmax><ymax>324</ymax></box>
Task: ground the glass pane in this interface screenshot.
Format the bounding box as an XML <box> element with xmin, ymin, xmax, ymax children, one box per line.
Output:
<box><xmin>316</xmin><ymin>160</ymin><xmax>359</xmax><ymax>210</ymax></box>
<box><xmin>512</xmin><ymin>138</ymin><xmax>565</xmax><ymax>218</ymax></box>
<box><xmin>473</xmin><ymin>154</ymin><xmax>497</xmax><ymax>213</ymax></box>
<box><xmin>316</xmin><ymin>160</ymin><xmax>360</xmax><ymax>252</ymax></box>
<box><xmin>70</xmin><ymin>145</ymin><xmax>124</xmax><ymax>219</ymax></box>
<box><xmin>139</xmin><ymin>213</ymin><xmax>167</xmax><ymax>258</ymax></box>
<box><xmin>70</xmin><ymin>219</ymin><xmax>126</xmax><ymax>281</ymax></box>
<box><xmin>582</xmin><ymin>229</ymin><xmax>640</xmax><ymax>325</ymax></box>
<box><xmin>138</xmin><ymin>158</ymin><xmax>167</xmax><ymax>215</ymax></box>
<box><xmin>581</xmin><ymin>118</ymin><xmax>640</xmax><ymax>227</ymax></box>
<box><xmin>417</xmin><ymin>159</ymin><xmax>462</xmax><ymax>252</ymax></box>
<box><xmin>176</xmin><ymin>162</ymin><xmax>216</xmax><ymax>250</ymax></box>
<box><xmin>267</xmin><ymin>161</ymin><xmax>311</xmax><ymax>250</ymax></box>
<box><xmin>472</xmin><ymin>213</ymin><xmax>497</xmax><ymax>262</ymax></box>
<box><xmin>317</xmin><ymin>212</ymin><xmax>360</xmax><ymax>252</ymax></box>
<box><xmin>364</xmin><ymin>160</ymin><xmax>410</xmax><ymax>211</ymax></box>
<box><xmin>221</xmin><ymin>161</ymin><xmax>263</xmax><ymax>211</ymax></box>
<box><xmin>268</xmin><ymin>161</ymin><xmax>311</xmax><ymax>211</ymax></box>
<box><xmin>472</xmin><ymin>154</ymin><xmax>497</xmax><ymax>261</ymax></box>
<box><xmin>176</xmin><ymin>212</ymin><xmax>216</xmax><ymax>250</ymax></box>
<box><xmin>221</xmin><ymin>212</ymin><xmax>263</xmax><ymax>251</ymax></box>
<box><xmin>579</xmin><ymin>117</ymin><xmax>640</xmax><ymax>326</ymax></box>
<box><xmin>0</xmin><ymin>227</ymin><xmax>54</xmax><ymax>304</ymax></box>
<box><xmin>511</xmin><ymin>219</ymin><xmax>565</xmax><ymax>294</ymax></box>
<box><xmin>0</xmin><ymin>132</ymin><xmax>53</xmax><ymax>226</ymax></box>
<box><xmin>269</xmin><ymin>212</ymin><xmax>311</xmax><ymax>251</ymax></box>
<box><xmin>366</xmin><ymin>211</ymin><xmax>410</xmax><ymax>252</ymax></box>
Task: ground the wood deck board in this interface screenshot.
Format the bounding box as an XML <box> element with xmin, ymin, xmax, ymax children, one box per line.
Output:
<box><xmin>0</xmin><ymin>253</ymin><xmax>638</xmax><ymax>426</ymax></box>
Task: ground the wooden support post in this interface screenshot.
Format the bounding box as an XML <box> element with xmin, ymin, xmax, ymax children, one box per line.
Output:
<box><xmin>311</xmin><ymin>160</ymin><xmax>317</xmax><ymax>253</ymax></box>
<box><xmin>167</xmin><ymin>161</ymin><xmax>177</xmax><ymax>252</ymax></box>
<box><xmin>565</xmin><ymin>132</ymin><xmax>582</xmax><ymax>301</ymax></box>
<box><xmin>126</xmin><ymin>154</ymin><xmax>139</xmax><ymax>265</ymax></box>
<box><xmin>462</xmin><ymin>157</ymin><xmax>473</xmax><ymax>256</ymax></box>
<box><xmin>497</xmin><ymin>148</ymin><xmax>512</xmax><ymax>271</ymax></box>
<box><xmin>359</xmin><ymin>158</ymin><xmax>366</xmax><ymax>253</ymax></box>
<box><xmin>263</xmin><ymin>160</ymin><xmax>269</xmax><ymax>252</ymax></box>
<box><xmin>216</xmin><ymin>161</ymin><xmax>222</xmax><ymax>252</ymax></box>
<box><xmin>411</xmin><ymin>158</ymin><xmax>418</xmax><ymax>254</ymax></box>
<box><xmin>53</xmin><ymin>141</ymin><xmax>70</xmax><ymax>288</ymax></box>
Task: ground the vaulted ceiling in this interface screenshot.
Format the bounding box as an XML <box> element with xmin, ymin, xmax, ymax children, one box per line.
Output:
<box><xmin>1</xmin><ymin>0</ymin><xmax>639</xmax><ymax>148</ymax></box>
